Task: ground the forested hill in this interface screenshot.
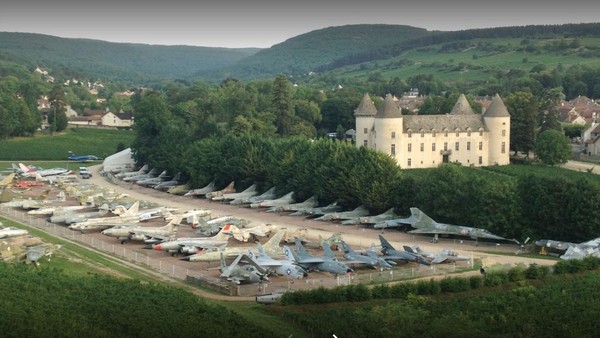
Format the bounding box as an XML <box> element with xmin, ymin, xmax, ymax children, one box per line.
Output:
<box><xmin>0</xmin><ymin>32</ymin><xmax>260</xmax><ymax>83</ymax></box>
<box><xmin>200</xmin><ymin>24</ymin><xmax>429</xmax><ymax>80</ymax></box>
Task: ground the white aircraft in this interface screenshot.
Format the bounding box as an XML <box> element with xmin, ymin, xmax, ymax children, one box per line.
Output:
<box><xmin>17</xmin><ymin>163</ymin><xmax>70</xmax><ymax>178</ymax></box>
<box><xmin>148</xmin><ymin>224</ymin><xmax>233</xmax><ymax>255</ymax></box>
<box><xmin>68</xmin><ymin>201</ymin><xmax>141</xmax><ymax>232</ymax></box>
<box><xmin>0</xmin><ymin>226</ymin><xmax>28</xmax><ymax>239</ymax></box>
<box><xmin>27</xmin><ymin>205</ymin><xmax>90</xmax><ymax>216</ymax></box>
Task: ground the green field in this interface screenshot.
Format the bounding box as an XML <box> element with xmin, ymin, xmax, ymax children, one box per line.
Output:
<box><xmin>0</xmin><ymin>128</ymin><xmax>135</xmax><ymax>161</ymax></box>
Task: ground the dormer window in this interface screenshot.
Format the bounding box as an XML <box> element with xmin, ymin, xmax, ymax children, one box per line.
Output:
<box><xmin>420</xmin><ymin>130</ymin><xmax>425</xmax><ymax>138</ymax></box>
<box><xmin>407</xmin><ymin>129</ymin><xmax>412</xmax><ymax>138</ymax></box>
<box><xmin>455</xmin><ymin>128</ymin><xmax>460</xmax><ymax>137</ymax></box>
<box><xmin>467</xmin><ymin>128</ymin><xmax>471</xmax><ymax>137</ymax></box>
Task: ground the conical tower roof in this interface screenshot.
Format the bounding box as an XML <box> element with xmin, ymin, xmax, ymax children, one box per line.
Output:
<box><xmin>483</xmin><ymin>94</ymin><xmax>510</xmax><ymax>117</ymax></box>
<box><xmin>354</xmin><ymin>93</ymin><xmax>378</xmax><ymax>117</ymax></box>
<box><xmin>375</xmin><ymin>94</ymin><xmax>402</xmax><ymax>118</ymax></box>
<box><xmin>450</xmin><ymin>94</ymin><xmax>475</xmax><ymax>115</ymax></box>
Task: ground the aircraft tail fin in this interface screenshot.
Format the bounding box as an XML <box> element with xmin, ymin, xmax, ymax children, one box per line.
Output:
<box><xmin>19</xmin><ymin>163</ymin><xmax>33</xmax><ymax>173</ymax></box>
<box><xmin>403</xmin><ymin>245</ymin><xmax>416</xmax><ymax>254</ymax></box>
<box><xmin>340</xmin><ymin>241</ymin><xmax>353</xmax><ymax>254</ymax></box>
<box><xmin>0</xmin><ymin>173</ymin><xmax>15</xmax><ymax>186</ymax></box>
<box><xmin>283</xmin><ymin>245</ymin><xmax>297</xmax><ymax>262</ymax></box>
<box><xmin>214</xmin><ymin>224</ymin><xmax>235</xmax><ymax>241</ymax></box>
<box><xmin>409</xmin><ymin>207</ymin><xmax>433</xmax><ymax>228</ymax></box>
<box><xmin>263</xmin><ymin>230</ymin><xmax>285</xmax><ymax>252</ymax></box>
<box><xmin>378</xmin><ymin>235</ymin><xmax>396</xmax><ymax>252</ymax></box>
<box><xmin>123</xmin><ymin>201</ymin><xmax>140</xmax><ymax>216</ymax></box>
<box><xmin>293</xmin><ymin>237</ymin><xmax>310</xmax><ymax>257</ymax></box>
<box><xmin>322</xmin><ymin>243</ymin><xmax>337</xmax><ymax>260</ymax></box>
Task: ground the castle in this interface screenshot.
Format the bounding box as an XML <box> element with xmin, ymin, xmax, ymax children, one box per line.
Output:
<box><xmin>355</xmin><ymin>93</ymin><xmax>511</xmax><ymax>169</ymax></box>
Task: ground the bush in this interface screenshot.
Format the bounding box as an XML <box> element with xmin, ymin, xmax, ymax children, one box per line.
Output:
<box><xmin>484</xmin><ymin>271</ymin><xmax>509</xmax><ymax>287</ymax></box>
<box><xmin>508</xmin><ymin>267</ymin><xmax>526</xmax><ymax>282</ymax></box>
<box><xmin>470</xmin><ymin>276</ymin><xmax>483</xmax><ymax>289</ymax></box>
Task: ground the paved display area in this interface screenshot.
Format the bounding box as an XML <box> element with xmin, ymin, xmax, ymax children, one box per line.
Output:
<box><xmin>1</xmin><ymin>164</ymin><xmax>557</xmax><ymax>297</ymax></box>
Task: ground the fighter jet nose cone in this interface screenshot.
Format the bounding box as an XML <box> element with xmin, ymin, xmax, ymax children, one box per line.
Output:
<box><xmin>143</xmin><ymin>244</ymin><xmax>154</xmax><ymax>250</ymax></box>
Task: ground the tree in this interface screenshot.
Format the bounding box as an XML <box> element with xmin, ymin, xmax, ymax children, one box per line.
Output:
<box><xmin>534</xmin><ymin>129</ymin><xmax>572</xmax><ymax>165</ymax></box>
<box><xmin>272</xmin><ymin>74</ymin><xmax>294</xmax><ymax>135</ymax></box>
<box><xmin>48</xmin><ymin>84</ymin><xmax>68</xmax><ymax>134</ymax></box>
<box><xmin>505</xmin><ymin>92</ymin><xmax>539</xmax><ymax>156</ymax></box>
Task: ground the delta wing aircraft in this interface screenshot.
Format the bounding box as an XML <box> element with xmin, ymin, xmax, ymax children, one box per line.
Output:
<box><xmin>154</xmin><ymin>172</ymin><xmax>185</xmax><ymax>191</ymax></box>
<box><xmin>183</xmin><ymin>181</ymin><xmax>216</xmax><ymax>197</ymax></box>
<box><xmin>136</xmin><ymin>170</ymin><xmax>169</xmax><ymax>187</ymax></box>
<box><xmin>211</xmin><ymin>184</ymin><xmax>257</xmax><ymax>202</ymax></box>
<box><xmin>115</xmin><ymin>164</ymin><xmax>148</xmax><ymax>179</ymax></box>
<box><xmin>378</xmin><ymin>207</ymin><xmax>519</xmax><ymax>244</ymax></box>
<box><xmin>378</xmin><ymin>235</ymin><xmax>431</xmax><ymax>266</ymax></box>
<box><xmin>341</xmin><ymin>208</ymin><xmax>399</xmax><ymax>226</ymax></box>
<box><xmin>266</xmin><ymin>195</ymin><xmax>318</xmax><ymax>213</ymax></box>
<box><xmin>283</xmin><ymin>238</ymin><xmax>352</xmax><ymax>275</ymax></box>
<box><xmin>248</xmin><ymin>243</ymin><xmax>307</xmax><ymax>278</ymax></box>
<box><xmin>148</xmin><ymin>224</ymin><xmax>233</xmax><ymax>255</ymax></box>
<box><xmin>219</xmin><ymin>252</ymin><xmax>268</xmax><ymax>285</ymax></box>
<box><xmin>204</xmin><ymin>182</ymin><xmax>235</xmax><ymax>200</ymax></box>
<box><xmin>250</xmin><ymin>191</ymin><xmax>295</xmax><ymax>209</ymax></box>
<box><xmin>535</xmin><ymin>237</ymin><xmax>600</xmax><ymax>254</ymax></box>
<box><xmin>123</xmin><ymin>168</ymin><xmax>158</xmax><ymax>183</ymax></box>
<box><xmin>101</xmin><ymin>217</ymin><xmax>179</xmax><ymax>244</ymax></box>
<box><xmin>229</xmin><ymin>186</ymin><xmax>277</xmax><ymax>205</ymax></box>
<box><xmin>314</xmin><ymin>205</ymin><xmax>369</xmax><ymax>221</ymax></box>
<box><xmin>288</xmin><ymin>201</ymin><xmax>342</xmax><ymax>217</ymax></box>
<box><xmin>182</xmin><ymin>229</ymin><xmax>286</xmax><ymax>262</ymax></box>
<box><xmin>403</xmin><ymin>245</ymin><xmax>471</xmax><ymax>264</ymax></box>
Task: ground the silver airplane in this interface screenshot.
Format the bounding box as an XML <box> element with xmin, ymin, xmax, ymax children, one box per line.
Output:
<box><xmin>219</xmin><ymin>252</ymin><xmax>268</xmax><ymax>285</ymax></box>
<box><xmin>153</xmin><ymin>172</ymin><xmax>185</xmax><ymax>191</ymax></box>
<box><xmin>314</xmin><ymin>205</ymin><xmax>369</xmax><ymax>222</ymax></box>
<box><xmin>101</xmin><ymin>217</ymin><xmax>179</xmax><ymax>244</ymax></box>
<box><xmin>147</xmin><ymin>224</ymin><xmax>233</xmax><ymax>255</ymax></box>
<box><xmin>288</xmin><ymin>201</ymin><xmax>343</xmax><ymax>217</ymax></box>
<box><xmin>136</xmin><ymin>170</ymin><xmax>169</xmax><ymax>187</ymax></box>
<box><xmin>250</xmin><ymin>191</ymin><xmax>295</xmax><ymax>209</ymax></box>
<box><xmin>27</xmin><ymin>205</ymin><xmax>90</xmax><ymax>216</ymax></box>
<box><xmin>115</xmin><ymin>164</ymin><xmax>148</xmax><ymax>179</ymax></box>
<box><xmin>340</xmin><ymin>208</ymin><xmax>399</xmax><ymax>226</ymax></box>
<box><xmin>68</xmin><ymin>201</ymin><xmax>141</xmax><ymax>232</ymax></box>
<box><xmin>183</xmin><ymin>181</ymin><xmax>216</xmax><ymax>197</ymax></box>
<box><xmin>211</xmin><ymin>184</ymin><xmax>257</xmax><ymax>202</ymax></box>
<box><xmin>50</xmin><ymin>205</ymin><xmax>111</xmax><ymax>224</ymax></box>
<box><xmin>122</xmin><ymin>168</ymin><xmax>158</xmax><ymax>182</ymax></box>
<box><xmin>248</xmin><ymin>243</ymin><xmax>307</xmax><ymax>278</ymax></box>
<box><xmin>266</xmin><ymin>195</ymin><xmax>318</xmax><ymax>213</ymax></box>
<box><xmin>229</xmin><ymin>186</ymin><xmax>277</xmax><ymax>205</ymax></box>
<box><xmin>534</xmin><ymin>237</ymin><xmax>600</xmax><ymax>253</ymax></box>
<box><xmin>378</xmin><ymin>235</ymin><xmax>431</xmax><ymax>266</ymax></box>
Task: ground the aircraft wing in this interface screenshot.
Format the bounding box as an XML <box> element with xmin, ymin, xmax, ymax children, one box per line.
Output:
<box><xmin>431</xmin><ymin>256</ymin><xmax>449</xmax><ymax>264</ymax></box>
<box><xmin>296</xmin><ymin>257</ymin><xmax>326</xmax><ymax>264</ymax></box>
<box><xmin>408</xmin><ymin>229</ymin><xmax>456</xmax><ymax>235</ymax></box>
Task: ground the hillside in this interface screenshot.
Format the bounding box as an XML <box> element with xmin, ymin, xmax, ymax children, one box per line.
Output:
<box><xmin>0</xmin><ymin>32</ymin><xmax>260</xmax><ymax>83</ymax></box>
<box><xmin>201</xmin><ymin>24</ymin><xmax>429</xmax><ymax>80</ymax></box>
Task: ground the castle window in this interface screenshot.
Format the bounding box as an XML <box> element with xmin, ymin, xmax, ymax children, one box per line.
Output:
<box><xmin>467</xmin><ymin>141</ymin><xmax>471</xmax><ymax>150</ymax></box>
<box><xmin>363</xmin><ymin>128</ymin><xmax>368</xmax><ymax>134</ymax></box>
<box><xmin>408</xmin><ymin>143</ymin><xmax>412</xmax><ymax>152</ymax></box>
<box><xmin>444</xmin><ymin>142</ymin><xmax>448</xmax><ymax>151</ymax></box>
<box><xmin>444</xmin><ymin>129</ymin><xmax>448</xmax><ymax>137</ymax></box>
<box><xmin>420</xmin><ymin>130</ymin><xmax>425</xmax><ymax>138</ymax></box>
<box><xmin>420</xmin><ymin>143</ymin><xmax>424</xmax><ymax>152</ymax></box>
<box><xmin>391</xmin><ymin>131</ymin><xmax>396</xmax><ymax>139</ymax></box>
<box><xmin>479</xmin><ymin>129</ymin><xmax>483</xmax><ymax>136</ymax></box>
<box><xmin>363</xmin><ymin>140</ymin><xmax>367</xmax><ymax>147</ymax></box>
<box><xmin>407</xmin><ymin>158</ymin><xmax>412</xmax><ymax>167</ymax></box>
<box><xmin>391</xmin><ymin>144</ymin><xmax>396</xmax><ymax>156</ymax></box>
<box><xmin>479</xmin><ymin>141</ymin><xmax>483</xmax><ymax>150</ymax></box>
<box><xmin>467</xmin><ymin>129</ymin><xmax>471</xmax><ymax>137</ymax></box>
<box><xmin>455</xmin><ymin>129</ymin><xmax>460</xmax><ymax>137</ymax></box>
<box><xmin>502</xmin><ymin>129</ymin><xmax>506</xmax><ymax>137</ymax></box>
<box><xmin>432</xmin><ymin>129</ymin><xmax>437</xmax><ymax>137</ymax></box>
<box><xmin>479</xmin><ymin>156</ymin><xmax>483</xmax><ymax>165</ymax></box>
<box><xmin>432</xmin><ymin>143</ymin><xmax>436</xmax><ymax>151</ymax></box>
<box><xmin>455</xmin><ymin>142</ymin><xmax>459</xmax><ymax>151</ymax></box>
<box><xmin>501</xmin><ymin>142</ymin><xmax>506</xmax><ymax>153</ymax></box>
<box><xmin>408</xmin><ymin>130</ymin><xmax>412</xmax><ymax>138</ymax></box>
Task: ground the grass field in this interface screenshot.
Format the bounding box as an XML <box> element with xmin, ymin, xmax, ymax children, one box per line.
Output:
<box><xmin>0</xmin><ymin>128</ymin><xmax>135</xmax><ymax>161</ymax></box>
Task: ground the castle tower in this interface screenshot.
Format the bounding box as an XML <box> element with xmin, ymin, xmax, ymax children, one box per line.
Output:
<box><xmin>374</xmin><ymin>94</ymin><xmax>403</xmax><ymax>162</ymax></box>
<box><xmin>354</xmin><ymin>93</ymin><xmax>377</xmax><ymax>148</ymax></box>
<box><xmin>450</xmin><ymin>94</ymin><xmax>475</xmax><ymax>115</ymax></box>
<box><xmin>483</xmin><ymin>94</ymin><xmax>511</xmax><ymax>165</ymax></box>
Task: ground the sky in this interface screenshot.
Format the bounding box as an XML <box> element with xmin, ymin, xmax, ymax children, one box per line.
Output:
<box><xmin>1</xmin><ymin>0</ymin><xmax>599</xmax><ymax>48</ymax></box>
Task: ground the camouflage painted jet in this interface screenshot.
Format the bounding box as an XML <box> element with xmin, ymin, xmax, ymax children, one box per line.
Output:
<box><xmin>339</xmin><ymin>240</ymin><xmax>394</xmax><ymax>270</ymax></box>
<box><xmin>288</xmin><ymin>201</ymin><xmax>343</xmax><ymax>217</ymax></box>
<box><xmin>266</xmin><ymin>195</ymin><xmax>318</xmax><ymax>213</ymax></box>
<box><xmin>219</xmin><ymin>252</ymin><xmax>268</xmax><ymax>285</ymax></box>
<box><xmin>101</xmin><ymin>217</ymin><xmax>179</xmax><ymax>244</ymax></box>
<box><xmin>340</xmin><ymin>208</ymin><xmax>399</xmax><ymax>226</ymax></box>
<box><xmin>183</xmin><ymin>181</ymin><xmax>216</xmax><ymax>197</ymax></box>
<box><xmin>248</xmin><ymin>242</ymin><xmax>307</xmax><ymax>278</ymax></box>
<box><xmin>147</xmin><ymin>224</ymin><xmax>233</xmax><ymax>255</ymax></box>
<box><xmin>204</xmin><ymin>182</ymin><xmax>235</xmax><ymax>200</ymax></box>
<box><xmin>211</xmin><ymin>184</ymin><xmax>257</xmax><ymax>202</ymax></box>
<box><xmin>229</xmin><ymin>186</ymin><xmax>277</xmax><ymax>205</ymax></box>
<box><xmin>314</xmin><ymin>205</ymin><xmax>369</xmax><ymax>222</ymax></box>
<box><xmin>403</xmin><ymin>245</ymin><xmax>471</xmax><ymax>264</ymax></box>
<box><xmin>250</xmin><ymin>191</ymin><xmax>295</xmax><ymax>209</ymax></box>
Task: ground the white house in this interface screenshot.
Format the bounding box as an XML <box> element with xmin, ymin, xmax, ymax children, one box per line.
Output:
<box><xmin>102</xmin><ymin>112</ymin><xmax>134</xmax><ymax>128</ymax></box>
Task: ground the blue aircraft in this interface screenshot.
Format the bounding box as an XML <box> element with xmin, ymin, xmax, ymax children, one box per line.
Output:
<box><xmin>68</xmin><ymin>151</ymin><xmax>100</xmax><ymax>162</ymax></box>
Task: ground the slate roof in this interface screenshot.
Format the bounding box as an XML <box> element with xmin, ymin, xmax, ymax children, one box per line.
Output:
<box><xmin>354</xmin><ymin>93</ymin><xmax>378</xmax><ymax>117</ymax></box>
<box><xmin>375</xmin><ymin>94</ymin><xmax>402</xmax><ymax>118</ymax></box>
<box><xmin>450</xmin><ymin>94</ymin><xmax>475</xmax><ymax>115</ymax></box>
<box><xmin>483</xmin><ymin>94</ymin><xmax>510</xmax><ymax>117</ymax></box>
<box><xmin>403</xmin><ymin>114</ymin><xmax>486</xmax><ymax>132</ymax></box>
